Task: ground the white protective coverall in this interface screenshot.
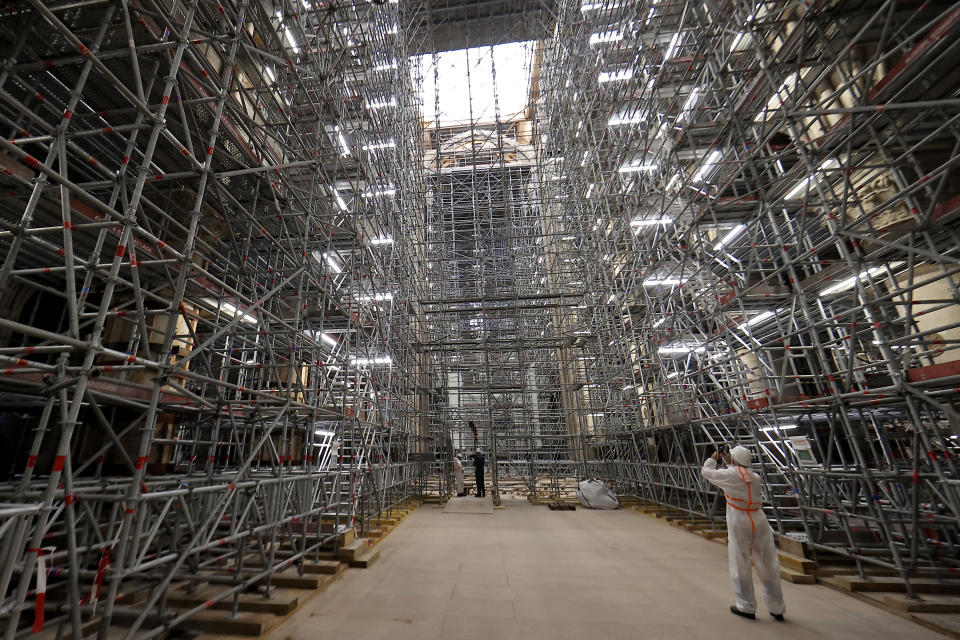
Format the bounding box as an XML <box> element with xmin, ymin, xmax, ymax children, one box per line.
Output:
<box><xmin>701</xmin><ymin>458</ymin><xmax>786</xmax><ymax>616</ymax></box>
<box><xmin>453</xmin><ymin>456</ymin><xmax>464</xmax><ymax>495</ymax></box>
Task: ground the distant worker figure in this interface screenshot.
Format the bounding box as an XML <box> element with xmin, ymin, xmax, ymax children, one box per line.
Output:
<box><xmin>453</xmin><ymin>454</ymin><xmax>465</xmax><ymax>496</ymax></box>
<box><xmin>471</xmin><ymin>448</ymin><xmax>486</xmax><ymax>498</ymax></box>
<box><xmin>701</xmin><ymin>445</ymin><xmax>786</xmax><ymax>622</ymax></box>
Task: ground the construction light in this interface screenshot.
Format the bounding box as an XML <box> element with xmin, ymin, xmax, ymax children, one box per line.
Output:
<box><xmin>331</xmin><ymin>186</ymin><xmax>349</xmax><ymax>212</ymax></box>
<box><xmin>659</xmin><ymin>344</ymin><xmax>706</xmax><ymax>354</ymax></box>
<box><xmin>334</xmin><ymin>126</ymin><xmax>351</xmax><ymax>157</ymax></box>
<box><xmin>761</xmin><ymin>425</ymin><xmax>798</xmax><ymax>432</ymax></box>
<box><xmin>784</xmin><ymin>158</ymin><xmax>839</xmax><ymax>200</ymax></box>
<box><xmin>350</xmin><ymin>356</ymin><xmax>393</xmax><ymax>366</ymax></box>
<box><xmin>203</xmin><ymin>299</ymin><xmax>257</xmax><ymax>325</ymax></box>
<box><xmin>643</xmin><ymin>277</ymin><xmax>687</xmax><ymax>286</ymax></box>
<box><xmin>736</xmin><ymin>310</ymin><xmax>774</xmax><ymax>332</ymax></box>
<box><xmin>713</xmin><ymin>224</ymin><xmax>746</xmax><ymax>250</ymax></box>
<box><xmin>599</xmin><ymin>69</ymin><xmax>634</xmax><ymax>84</ymax></box>
<box><xmin>663</xmin><ymin>32</ymin><xmax>681</xmax><ymax>61</ymax></box>
<box><xmin>608</xmin><ymin>112</ymin><xmax>645</xmax><ymax>126</ymax></box>
<box><xmin>365</xmin><ymin>97</ymin><xmax>397</xmax><ymax>110</ymax></box>
<box><xmin>678</xmin><ymin>87</ymin><xmax>700</xmax><ymax>122</ymax></box>
<box><xmin>618</xmin><ymin>162</ymin><xmax>657</xmax><ymax>173</ymax></box>
<box><xmin>363</xmin><ymin>184</ymin><xmax>397</xmax><ymax>198</ymax></box>
<box><xmin>590</xmin><ymin>30</ymin><xmax>623</xmax><ymax>45</ymax></box>
<box><xmin>693</xmin><ymin>149</ymin><xmax>722</xmax><ymax>183</ymax></box>
<box><xmin>819</xmin><ymin>262</ymin><xmax>903</xmax><ymax>297</ymax></box>
<box><xmin>355</xmin><ymin>293</ymin><xmax>394</xmax><ymax>302</ymax></box>
<box><xmin>362</xmin><ymin>139</ymin><xmax>396</xmax><ymax>151</ymax></box>
<box><xmin>323</xmin><ymin>252</ymin><xmax>342</xmax><ymax>274</ymax></box>
<box><xmin>631</xmin><ymin>217</ymin><xmax>672</xmax><ymax>228</ymax></box>
<box><xmin>276</xmin><ymin>12</ymin><xmax>300</xmax><ymax>54</ymax></box>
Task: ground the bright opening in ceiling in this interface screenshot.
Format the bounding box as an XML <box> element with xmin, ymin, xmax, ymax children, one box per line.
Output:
<box><xmin>413</xmin><ymin>41</ymin><xmax>535</xmax><ymax>125</ymax></box>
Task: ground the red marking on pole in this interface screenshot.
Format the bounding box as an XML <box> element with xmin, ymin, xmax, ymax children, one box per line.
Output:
<box><xmin>65</xmin><ymin>494</ymin><xmax>74</xmax><ymax>505</ymax></box>
<box><xmin>115</xmin><ymin>245</ymin><xmax>126</xmax><ymax>258</ymax></box>
<box><xmin>24</xmin><ymin>155</ymin><xmax>39</xmax><ymax>168</ymax></box>
<box><xmin>63</xmin><ymin>110</ymin><xmax>73</xmax><ymax>120</ymax></box>
<box><xmin>52</xmin><ymin>456</ymin><xmax>65</xmax><ymax>472</ymax></box>
<box><xmin>161</xmin><ymin>95</ymin><xmax>170</xmax><ymax>105</ymax></box>
<box><xmin>122</xmin><ymin>156</ymin><xmax>129</xmax><ymax>165</ymax></box>
<box><xmin>26</xmin><ymin>455</ymin><xmax>37</xmax><ymax>468</ymax></box>
<box><xmin>135</xmin><ymin>456</ymin><xmax>147</xmax><ymax>469</ymax></box>
<box><xmin>124</xmin><ymin>508</ymin><xmax>135</xmax><ymax>514</ymax></box>
<box><xmin>33</xmin><ymin>592</ymin><xmax>45</xmax><ymax>632</ymax></box>
<box><xmin>78</xmin><ymin>44</ymin><xmax>90</xmax><ymax>56</ymax></box>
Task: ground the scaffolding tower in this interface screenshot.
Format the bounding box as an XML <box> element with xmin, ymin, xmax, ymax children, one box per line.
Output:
<box><xmin>1</xmin><ymin>0</ymin><xmax>959</xmax><ymax>634</ymax></box>
<box><xmin>0</xmin><ymin>1</ymin><xmax>425</xmax><ymax>637</ymax></box>
<box><xmin>538</xmin><ymin>0</ymin><xmax>960</xmax><ymax>596</ymax></box>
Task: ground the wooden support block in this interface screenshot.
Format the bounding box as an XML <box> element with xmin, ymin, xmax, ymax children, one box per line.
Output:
<box><xmin>697</xmin><ymin>529</ymin><xmax>727</xmax><ymax>540</ymax></box>
<box><xmin>813</xmin><ymin>566</ymin><xmax>899</xmax><ymax>579</ymax></box>
<box><xmin>780</xmin><ymin>567</ymin><xmax>816</xmax><ymax>584</ymax></box>
<box><xmin>181</xmin><ymin>610</ymin><xmax>276</xmax><ymax>636</ymax></box>
<box><xmin>350</xmin><ymin>547</ymin><xmax>380</xmax><ymax>568</ymax></box>
<box><xmin>261</xmin><ymin>569</ymin><xmax>322</xmax><ymax>590</ymax></box>
<box><xmin>777</xmin><ymin>535</ymin><xmax>807</xmax><ymax>557</ymax></box>
<box><xmin>778</xmin><ymin>551</ymin><xmax>818</xmax><ymax>574</ymax></box>
<box><xmin>882</xmin><ymin>594</ymin><xmax>960</xmax><ymax>613</ymax></box>
<box><xmin>336</xmin><ymin>539</ymin><xmax>367</xmax><ymax>562</ymax></box>
<box><xmin>166</xmin><ymin>587</ymin><xmax>299</xmax><ymax>615</ymax></box>
<box><xmin>112</xmin><ymin>608</ymin><xmax>273</xmax><ymax>637</ymax></box>
<box><xmin>301</xmin><ymin>560</ymin><xmax>343</xmax><ymax>575</ymax></box>
<box><xmin>830</xmin><ymin>575</ymin><xmax>960</xmax><ymax>594</ymax></box>
<box><xmin>363</xmin><ymin>527</ymin><xmax>385</xmax><ymax>538</ymax></box>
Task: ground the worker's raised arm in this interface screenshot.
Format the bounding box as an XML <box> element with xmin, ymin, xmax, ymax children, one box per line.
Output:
<box><xmin>701</xmin><ymin>457</ymin><xmax>741</xmax><ymax>491</ymax></box>
<box><xmin>701</xmin><ymin>457</ymin><xmax>721</xmax><ymax>480</ymax></box>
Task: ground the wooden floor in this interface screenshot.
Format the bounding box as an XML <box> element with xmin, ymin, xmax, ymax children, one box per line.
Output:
<box><xmin>265</xmin><ymin>498</ymin><xmax>944</xmax><ymax>640</ymax></box>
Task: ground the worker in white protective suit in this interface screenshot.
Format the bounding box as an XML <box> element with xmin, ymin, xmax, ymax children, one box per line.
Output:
<box><xmin>453</xmin><ymin>454</ymin><xmax>465</xmax><ymax>496</ymax></box>
<box><xmin>701</xmin><ymin>445</ymin><xmax>786</xmax><ymax>621</ymax></box>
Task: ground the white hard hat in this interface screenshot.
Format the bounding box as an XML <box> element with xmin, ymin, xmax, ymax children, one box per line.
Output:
<box><xmin>730</xmin><ymin>445</ymin><xmax>751</xmax><ymax>466</ymax></box>
<box><xmin>455</xmin><ymin>454</ymin><xmax>461</xmax><ymax>459</ymax></box>
<box><xmin>476</xmin><ymin>448</ymin><xmax>482</xmax><ymax>454</ymax></box>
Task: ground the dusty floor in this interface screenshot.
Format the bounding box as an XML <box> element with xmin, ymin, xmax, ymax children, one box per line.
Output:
<box><xmin>266</xmin><ymin>498</ymin><xmax>942</xmax><ymax>640</ymax></box>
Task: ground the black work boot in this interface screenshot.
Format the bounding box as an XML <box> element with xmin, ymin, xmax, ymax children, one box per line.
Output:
<box><xmin>730</xmin><ymin>605</ymin><xmax>755</xmax><ymax>620</ymax></box>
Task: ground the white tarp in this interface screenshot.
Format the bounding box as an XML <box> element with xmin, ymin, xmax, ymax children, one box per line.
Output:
<box><xmin>576</xmin><ymin>479</ymin><xmax>620</xmax><ymax>509</ymax></box>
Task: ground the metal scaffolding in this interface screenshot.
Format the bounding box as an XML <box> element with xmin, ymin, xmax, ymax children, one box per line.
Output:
<box><xmin>537</xmin><ymin>0</ymin><xmax>960</xmax><ymax>596</ymax></box>
<box><xmin>2</xmin><ymin>0</ymin><xmax>960</xmax><ymax>634</ymax></box>
<box><xmin>0</xmin><ymin>0</ymin><xmax>425</xmax><ymax>637</ymax></box>
<box><xmin>412</xmin><ymin>5</ymin><xmax>960</xmax><ymax>588</ymax></box>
